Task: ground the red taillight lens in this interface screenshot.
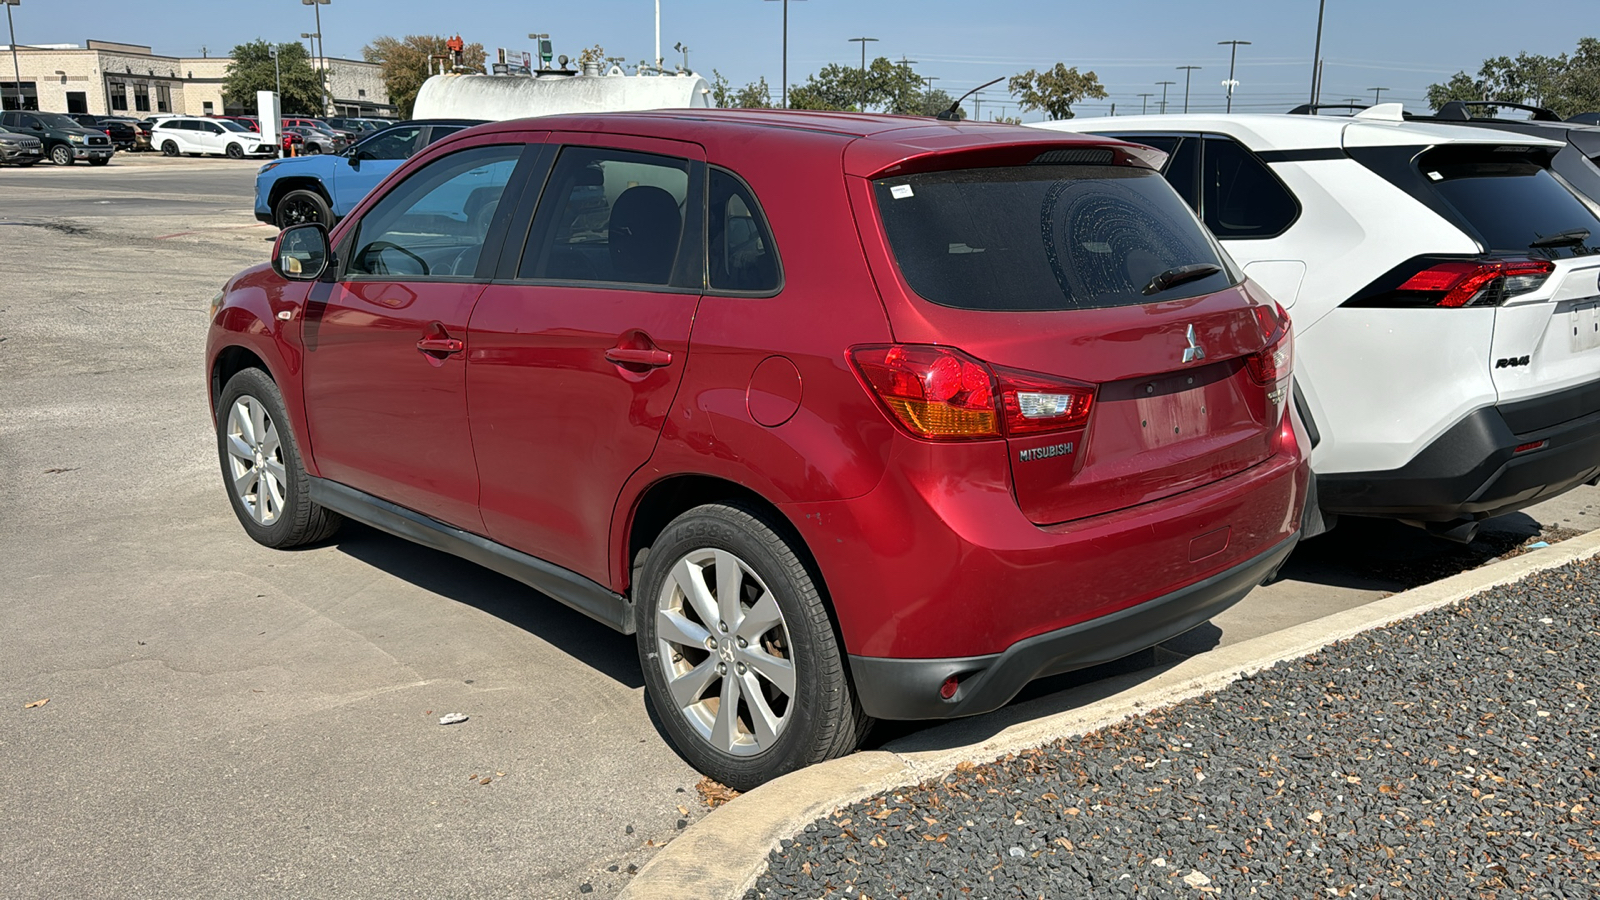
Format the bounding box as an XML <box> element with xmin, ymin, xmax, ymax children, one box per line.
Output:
<box><xmin>1246</xmin><ymin>302</ymin><xmax>1293</xmax><ymax>387</ymax></box>
<box><xmin>1379</xmin><ymin>258</ymin><xmax>1555</xmax><ymax>308</ymax></box>
<box><xmin>849</xmin><ymin>345</ymin><xmax>1095</xmax><ymax>441</ymax></box>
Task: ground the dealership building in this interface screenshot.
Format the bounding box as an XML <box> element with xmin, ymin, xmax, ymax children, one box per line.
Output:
<box><xmin>0</xmin><ymin>39</ymin><xmax>393</xmax><ymax>118</ymax></box>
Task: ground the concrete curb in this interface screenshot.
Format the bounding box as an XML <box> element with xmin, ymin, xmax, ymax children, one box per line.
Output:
<box><xmin>618</xmin><ymin>528</ymin><xmax>1600</xmax><ymax>900</ymax></box>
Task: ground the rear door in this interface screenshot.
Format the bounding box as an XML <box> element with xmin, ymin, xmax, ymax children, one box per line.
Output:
<box><xmin>467</xmin><ymin>134</ymin><xmax>705</xmax><ymax>580</ymax></box>
<box><xmin>302</xmin><ymin>139</ymin><xmax>532</xmax><ymax>530</ymax></box>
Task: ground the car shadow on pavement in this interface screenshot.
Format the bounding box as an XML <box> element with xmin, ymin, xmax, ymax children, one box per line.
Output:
<box><xmin>1278</xmin><ymin>514</ymin><xmax>1543</xmax><ymax>594</ymax></box>
<box><xmin>327</xmin><ymin>522</ymin><xmax>645</xmax><ymax>689</ymax></box>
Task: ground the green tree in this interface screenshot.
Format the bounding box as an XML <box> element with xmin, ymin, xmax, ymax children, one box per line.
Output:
<box><xmin>1008</xmin><ymin>64</ymin><xmax>1108</xmax><ymax>120</ymax></box>
<box><xmin>732</xmin><ymin>77</ymin><xmax>774</xmax><ymax>109</ymax></box>
<box><xmin>1428</xmin><ymin>38</ymin><xmax>1600</xmax><ymax>117</ymax></box>
<box><xmin>364</xmin><ymin>34</ymin><xmax>487</xmax><ymax>119</ymax></box>
<box><xmin>223</xmin><ymin>40</ymin><xmax>321</xmax><ymax>116</ymax></box>
<box><xmin>1425</xmin><ymin>70</ymin><xmax>1486</xmax><ymax>110</ymax></box>
<box><xmin>788</xmin><ymin>58</ymin><xmax>930</xmax><ymax>113</ymax></box>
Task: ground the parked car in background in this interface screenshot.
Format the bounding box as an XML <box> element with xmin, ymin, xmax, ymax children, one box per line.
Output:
<box><xmin>0</xmin><ymin>110</ymin><xmax>114</xmax><ymax>165</ymax></box>
<box><xmin>0</xmin><ymin>126</ymin><xmax>44</xmax><ymax>166</ymax></box>
<box><xmin>326</xmin><ymin>116</ymin><xmax>387</xmax><ymax>134</ymax></box>
<box><xmin>282</xmin><ymin>125</ymin><xmax>337</xmax><ymax>155</ymax></box>
<box><xmin>67</xmin><ymin>113</ymin><xmax>138</xmax><ymax>151</ymax></box>
<box><xmin>152</xmin><ymin>116</ymin><xmax>275</xmax><ymax>158</ymax></box>
<box><xmin>255</xmin><ymin>119</ymin><xmax>483</xmax><ymax>228</ymax></box>
<box><xmin>104</xmin><ymin>116</ymin><xmax>152</xmax><ymax>151</ymax></box>
<box><xmin>278</xmin><ymin>128</ymin><xmax>305</xmax><ymax>157</ymax></box>
<box><xmin>282</xmin><ymin>117</ymin><xmax>355</xmax><ymax>151</ymax></box>
<box><xmin>211</xmin><ymin>110</ymin><xmax>1308</xmax><ymax>788</ymax></box>
<box><xmin>1038</xmin><ymin>107</ymin><xmax>1600</xmax><ymax>543</ymax></box>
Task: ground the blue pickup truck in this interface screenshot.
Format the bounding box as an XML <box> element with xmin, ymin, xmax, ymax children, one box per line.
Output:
<box><xmin>254</xmin><ymin>119</ymin><xmax>484</xmax><ymax>229</ymax></box>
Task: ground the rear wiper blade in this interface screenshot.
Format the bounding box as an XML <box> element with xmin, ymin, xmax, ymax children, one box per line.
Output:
<box><xmin>1143</xmin><ymin>263</ymin><xmax>1223</xmax><ymax>295</ymax></box>
<box><xmin>1529</xmin><ymin>227</ymin><xmax>1590</xmax><ymax>248</ymax></box>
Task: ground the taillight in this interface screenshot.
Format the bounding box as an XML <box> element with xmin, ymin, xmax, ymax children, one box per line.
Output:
<box><xmin>849</xmin><ymin>345</ymin><xmax>1095</xmax><ymax>441</ymax></box>
<box><xmin>1347</xmin><ymin>256</ymin><xmax>1555</xmax><ymax>309</ymax></box>
<box><xmin>1246</xmin><ymin>302</ymin><xmax>1292</xmax><ymax>387</ymax></box>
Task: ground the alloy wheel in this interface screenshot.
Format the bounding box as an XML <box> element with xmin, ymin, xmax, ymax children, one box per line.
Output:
<box><xmin>654</xmin><ymin>548</ymin><xmax>797</xmax><ymax>756</ymax></box>
<box><xmin>51</xmin><ymin>145</ymin><xmax>72</xmax><ymax>166</ymax></box>
<box><xmin>224</xmin><ymin>394</ymin><xmax>287</xmax><ymax>526</ymax></box>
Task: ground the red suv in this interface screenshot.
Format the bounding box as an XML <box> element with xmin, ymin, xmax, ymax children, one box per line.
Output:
<box><xmin>207</xmin><ymin>111</ymin><xmax>1309</xmax><ymax>789</ymax></box>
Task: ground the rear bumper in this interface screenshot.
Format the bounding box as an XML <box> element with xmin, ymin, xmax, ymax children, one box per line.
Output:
<box><xmin>1319</xmin><ymin>379</ymin><xmax>1600</xmax><ymax>522</ymax></box>
<box><xmin>849</xmin><ymin>533</ymin><xmax>1297</xmax><ymax>720</ymax></box>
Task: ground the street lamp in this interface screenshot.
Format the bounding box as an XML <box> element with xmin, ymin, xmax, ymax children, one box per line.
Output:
<box><xmin>301</xmin><ymin>0</ymin><xmax>329</xmax><ymax>115</ymax></box>
<box><xmin>674</xmin><ymin>41</ymin><xmax>690</xmax><ymax>70</ymax></box>
<box><xmin>1177</xmin><ymin>65</ymin><xmax>1201</xmax><ymax>114</ymax></box>
<box><xmin>268</xmin><ymin>45</ymin><xmax>281</xmax><ymax>103</ymax></box>
<box><xmin>3</xmin><ymin>0</ymin><xmax>22</xmax><ymax>113</ymax></box>
<box><xmin>1156</xmin><ymin>79</ymin><xmax>1175</xmax><ymax>114</ymax></box>
<box><xmin>1369</xmin><ymin>86</ymin><xmax>1388</xmax><ymax>105</ymax></box>
<box><xmin>1218</xmin><ymin>39</ymin><xmax>1251</xmax><ymax>113</ymax></box>
<box><xmin>1309</xmin><ymin>0</ymin><xmax>1326</xmax><ymax>104</ymax></box>
<box><xmin>762</xmin><ymin>0</ymin><xmax>807</xmax><ymax>109</ymax></box>
<box><xmin>847</xmin><ymin>36</ymin><xmax>877</xmax><ymax>110</ymax></box>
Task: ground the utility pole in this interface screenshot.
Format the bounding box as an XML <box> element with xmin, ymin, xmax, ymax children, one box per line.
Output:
<box><xmin>1138</xmin><ymin>92</ymin><xmax>1153</xmax><ymax>115</ymax></box>
<box><xmin>1218</xmin><ymin>39</ymin><xmax>1251</xmax><ymax>113</ymax></box>
<box><xmin>1156</xmin><ymin>79</ymin><xmax>1175</xmax><ymax>114</ymax></box>
<box><xmin>655</xmin><ymin>0</ymin><xmax>661</xmax><ymax>70</ymax></box>
<box><xmin>1369</xmin><ymin>86</ymin><xmax>1388</xmax><ymax>105</ymax></box>
<box><xmin>762</xmin><ymin>0</ymin><xmax>807</xmax><ymax>109</ymax></box>
<box><xmin>847</xmin><ymin>36</ymin><xmax>877</xmax><ymax>110</ymax></box>
<box><xmin>1310</xmin><ymin>0</ymin><xmax>1326</xmax><ymax>105</ymax></box>
<box><xmin>4</xmin><ymin>0</ymin><xmax>22</xmax><ymax>113</ymax></box>
<box><xmin>301</xmin><ymin>0</ymin><xmax>330</xmax><ymax>115</ymax></box>
<box><xmin>1177</xmin><ymin>65</ymin><xmax>1201</xmax><ymax>114</ymax></box>
<box><xmin>922</xmin><ymin>74</ymin><xmax>938</xmax><ymax>105</ymax></box>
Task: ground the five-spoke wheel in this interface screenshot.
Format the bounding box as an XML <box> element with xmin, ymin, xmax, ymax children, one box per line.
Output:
<box><xmin>215</xmin><ymin>368</ymin><xmax>342</xmax><ymax>548</ymax></box>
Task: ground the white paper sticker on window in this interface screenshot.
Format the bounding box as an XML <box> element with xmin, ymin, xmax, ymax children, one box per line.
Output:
<box><xmin>890</xmin><ymin>184</ymin><xmax>914</xmax><ymax>199</ymax></box>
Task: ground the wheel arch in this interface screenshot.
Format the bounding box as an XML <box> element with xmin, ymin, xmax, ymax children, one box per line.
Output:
<box><xmin>210</xmin><ymin>344</ymin><xmax>274</xmax><ymax>414</ymax></box>
<box><xmin>267</xmin><ymin>175</ymin><xmax>332</xmax><ymax>211</ymax></box>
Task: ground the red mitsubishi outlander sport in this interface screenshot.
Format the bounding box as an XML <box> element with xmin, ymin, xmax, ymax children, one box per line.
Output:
<box><xmin>207</xmin><ymin>111</ymin><xmax>1309</xmax><ymax>789</ymax></box>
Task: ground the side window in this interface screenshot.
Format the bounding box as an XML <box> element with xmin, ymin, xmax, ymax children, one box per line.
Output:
<box><xmin>1200</xmin><ymin>137</ymin><xmax>1299</xmax><ymax>239</ymax></box>
<box><xmin>1164</xmin><ymin>137</ymin><xmax>1201</xmax><ymax>211</ymax></box>
<box><xmin>347</xmin><ymin>144</ymin><xmax>523</xmax><ymax>280</ymax></box>
<box><xmin>20</xmin><ymin>115</ymin><xmax>40</xmax><ymax>130</ymax></box>
<box><xmin>359</xmin><ymin>126</ymin><xmax>422</xmax><ymax>160</ymax></box>
<box><xmin>518</xmin><ymin>146</ymin><xmax>691</xmax><ymax>286</ymax></box>
<box><xmin>204</xmin><ymin>122</ymin><xmax>223</xmax><ymax>134</ymax></box>
<box><xmin>709</xmin><ymin>168</ymin><xmax>781</xmax><ymax>293</ymax></box>
<box><xmin>424</xmin><ymin>125</ymin><xmax>468</xmax><ymax>146</ymax></box>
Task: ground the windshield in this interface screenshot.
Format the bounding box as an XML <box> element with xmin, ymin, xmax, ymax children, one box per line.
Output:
<box><xmin>35</xmin><ymin>113</ymin><xmax>81</xmax><ymax>129</ymax></box>
<box><xmin>874</xmin><ymin>164</ymin><xmax>1234</xmax><ymax>311</ymax></box>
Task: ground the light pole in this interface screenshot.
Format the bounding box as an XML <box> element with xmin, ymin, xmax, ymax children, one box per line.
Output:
<box><xmin>762</xmin><ymin>0</ymin><xmax>807</xmax><ymax>109</ymax></box>
<box><xmin>1218</xmin><ymin>39</ymin><xmax>1250</xmax><ymax>113</ymax></box>
<box><xmin>302</xmin><ymin>0</ymin><xmax>329</xmax><ymax>115</ymax></box>
<box><xmin>1156</xmin><ymin>79</ymin><xmax>1175</xmax><ymax>114</ymax></box>
<box><xmin>847</xmin><ymin>36</ymin><xmax>877</xmax><ymax>110</ymax></box>
<box><xmin>1369</xmin><ymin>86</ymin><xmax>1388</xmax><ymax>105</ymax></box>
<box><xmin>1177</xmin><ymin>65</ymin><xmax>1201</xmax><ymax>114</ymax></box>
<box><xmin>674</xmin><ymin>41</ymin><xmax>690</xmax><ymax>71</ymax></box>
<box><xmin>655</xmin><ymin>0</ymin><xmax>660</xmax><ymax>70</ymax></box>
<box><xmin>1309</xmin><ymin>0</ymin><xmax>1326</xmax><ymax>104</ymax></box>
<box><xmin>268</xmin><ymin>45</ymin><xmax>281</xmax><ymax>102</ymax></box>
<box><xmin>1138</xmin><ymin>92</ymin><xmax>1153</xmax><ymax>115</ymax></box>
<box><xmin>922</xmin><ymin>74</ymin><xmax>938</xmax><ymax>106</ymax></box>
<box><xmin>4</xmin><ymin>0</ymin><xmax>22</xmax><ymax>112</ymax></box>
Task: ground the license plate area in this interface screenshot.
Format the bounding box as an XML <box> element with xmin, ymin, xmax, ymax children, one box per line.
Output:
<box><xmin>1573</xmin><ymin>300</ymin><xmax>1600</xmax><ymax>353</ymax></box>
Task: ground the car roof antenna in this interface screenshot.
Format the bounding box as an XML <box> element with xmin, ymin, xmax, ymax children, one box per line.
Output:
<box><xmin>936</xmin><ymin>76</ymin><xmax>1005</xmax><ymax>121</ymax></box>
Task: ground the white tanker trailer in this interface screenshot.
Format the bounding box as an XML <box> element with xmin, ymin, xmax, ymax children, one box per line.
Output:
<box><xmin>412</xmin><ymin>68</ymin><xmax>713</xmax><ymax>121</ymax></box>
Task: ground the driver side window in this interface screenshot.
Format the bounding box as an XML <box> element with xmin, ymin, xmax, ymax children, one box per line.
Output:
<box><xmin>359</xmin><ymin>126</ymin><xmax>423</xmax><ymax>160</ymax></box>
<box><xmin>346</xmin><ymin>144</ymin><xmax>523</xmax><ymax>281</ymax></box>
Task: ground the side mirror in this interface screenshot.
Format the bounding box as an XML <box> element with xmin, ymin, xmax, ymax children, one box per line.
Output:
<box><xmin>272</xmin><ymin>223</ymin><xmax>332</xmax><ymax>281</ymax></box>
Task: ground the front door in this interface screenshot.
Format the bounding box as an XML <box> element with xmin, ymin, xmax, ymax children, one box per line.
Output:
<box><xmin>302</xmin><ymin>140</ymin><xmax>529</xmax><ymax>530</ymax></box>
<box><xmin>468</xmin><ymin>136</ymin><xmax>705</xmax><ymax>581</ymax></box>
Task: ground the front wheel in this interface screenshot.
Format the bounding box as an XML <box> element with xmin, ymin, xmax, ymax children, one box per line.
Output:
<box><xmin>226</xmin><ymin>142</ymin><xmax>244</xmax><ymax>159</ymax></box>
<box><xmin>160</xmin><ymin>140</ymin><xmax>179</xmax><ymax>157</ymax></box>
<box><xmin>51</xmin><ymin>145</ymin><xmax>73</xmax><ymax>166</ymax></box>
<box><xmin>216</xmin><ymin>368</ymin><xmax>342</xmax><ymax>549</ymax></box>
<box><xmin>637</xmin><ymin>503</ymin><xmax>870</xmax><ymax>791</ymax></box>
<box><xmin>274</xmin><ymin>189</ymin><xmax>332</xmax><ymax>230</ymax></box>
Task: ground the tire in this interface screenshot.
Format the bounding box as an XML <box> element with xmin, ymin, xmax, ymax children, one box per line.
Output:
<box><xmin>215</xmin><ymin>368</ymin><xmax>342</xmax><ymax>549</ymax></box>
<box><xmin>161</xmin><ymin>140</ymin><xmax>179</xmax><ymax>157</ymax></box>
<box><xmin>636</xmin><ymin>503</ymin><xmax>870</xmax><ymax>791</ymax></box>
<box><xmin>51</xmin><ymin>145</ymin><xmax>73</xmax><ymax>166</ymax></box>
<box><xmin>226</xmin><ymin>142</ymin><xmax>244</xmax><ymax>159</ymax></box>
<box><xmin>88</xmin><ymin>156</ymin><xmax>110</xmax><ymax>167</ymax></box>
<box><xmin>274</xmin><ymin>188</ymin><xmax>332</xmax><ymax>230</ymax></box>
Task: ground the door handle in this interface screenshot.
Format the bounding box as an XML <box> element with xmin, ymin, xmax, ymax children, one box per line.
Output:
<box><xmin>416</xmin><ymin>336</ymin><xmax>464</xmax><ymax>354</ymax></box>
<box><xmin>605</xmin><ymin>347</ymin><xmax>673</xmax><ymax>368</ymax></box>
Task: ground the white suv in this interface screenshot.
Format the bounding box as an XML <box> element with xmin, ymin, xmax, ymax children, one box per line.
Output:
<box><xmin>151</xmin><ymin>117</ymin><xmax>273</xmax><ymax>159</ymax></box>
<box><xmin>1036</xmin><ymin>107</ymin><xmax>1600</xmax><ymax>541</ymax></box>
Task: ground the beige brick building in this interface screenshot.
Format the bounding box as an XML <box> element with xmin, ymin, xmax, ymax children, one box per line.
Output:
<box><xmin>1</xmin><ymin>39</ymin><xmax>394</xmax><ymax>118</ymax></box>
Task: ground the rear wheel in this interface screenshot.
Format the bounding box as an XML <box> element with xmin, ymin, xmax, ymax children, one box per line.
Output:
<box><xmin>226</xmin><ymin>142</ymin><xmax>244</xmax><ymax>159</ymax></box>
<box><xmin>50</xmin><ymin>145</ymin><xmax>73</xmax><ymax>166</ymax></box>
<box><xmin>216</xmin><ymin>368</ymin><xmax>342</xmax><ymax>549</ymax></box>
<box><xmin>274</xmin><ymin>189</ymin><xmax>332</xmax><ymax>230</ymax></box>
<box><xmin>637</xmin><ymin>503</ymin><xmax>870</xmax><ymax>791</ymax></box>
<box><xmin>160</xmin><ymin>140</ymin><xmax>178</xmax><ymax>157</ymax></box>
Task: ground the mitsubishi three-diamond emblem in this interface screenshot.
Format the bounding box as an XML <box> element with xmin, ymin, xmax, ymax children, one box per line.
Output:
<box><xmin>1182</xmin><ymin>324</ymin><xmax>1206</xmax><ymax>364</ymax></box>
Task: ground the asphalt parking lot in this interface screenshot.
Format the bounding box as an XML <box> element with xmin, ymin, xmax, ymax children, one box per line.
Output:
<box><xmin>2</xmin><ymin>155</ymin><xmax>1596</xmax><ymax>899</ymax></box>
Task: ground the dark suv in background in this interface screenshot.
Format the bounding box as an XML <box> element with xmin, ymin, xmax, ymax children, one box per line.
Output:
<box><xmin>0</xmin><ymin>111</ymin><xmax>115</xmax><ymax>165</ymax></box>
<box><xmin>68</xmin><ymin>114</ymin><xmax>138</xmax><ymax>151</ymax></box>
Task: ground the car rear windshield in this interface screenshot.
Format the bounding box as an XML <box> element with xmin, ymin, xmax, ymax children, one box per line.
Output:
<box><xmin>873</xmin><ymin>164</ymin><xmax>1234</xmax><ymax>311</ymax></box>
<box><xmin>1419</xmin><ymin>145</ymin><xmax>1600</xmax><ymax>257</ymax></box>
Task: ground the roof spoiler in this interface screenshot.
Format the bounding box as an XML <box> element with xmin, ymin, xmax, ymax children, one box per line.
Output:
<box><xmin>1436</xmin><ymin>100</ymin><xmax>1562</xmax><ymax>122</ymax></box>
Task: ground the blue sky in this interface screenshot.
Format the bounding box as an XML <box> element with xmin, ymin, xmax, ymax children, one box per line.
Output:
<box><xmin>6</xmin><ymin>1</ymin><xmax>1591</xmax><ymax>119</ymax></box>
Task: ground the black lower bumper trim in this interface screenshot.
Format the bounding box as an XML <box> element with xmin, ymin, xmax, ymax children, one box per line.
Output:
<box><xmin>1318</xmin><ymin>385</ymin><xmax>1600</xmax><ymax>522</ymax></box>
<box><xmin>847</xmin><ymin>534</ymin><xmax>1298</xmax><ymax>721</ymax></box>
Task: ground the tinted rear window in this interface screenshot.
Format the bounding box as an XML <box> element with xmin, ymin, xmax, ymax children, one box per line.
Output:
<box><xmin>873</xmin><ymin>165</ymin><xmax>1233</xmax><ymax>311</ymax></box>
<box><xmin>1421</xmin><ymin>145</ymin><xmax>1600</xmax><ymax>257</ymax></box>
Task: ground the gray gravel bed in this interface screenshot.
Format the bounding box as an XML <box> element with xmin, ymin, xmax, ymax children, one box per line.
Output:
<box><xmin>748</xmin><ymin>556</ymin><xmax>1600</xmax><ymax>899</ymax></box>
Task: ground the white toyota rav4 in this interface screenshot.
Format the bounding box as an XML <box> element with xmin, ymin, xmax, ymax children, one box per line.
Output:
<box><xmin>1036</xmin><ymin>106</ymin><xmax>1600</xmax><ymax>541</ymax></box>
